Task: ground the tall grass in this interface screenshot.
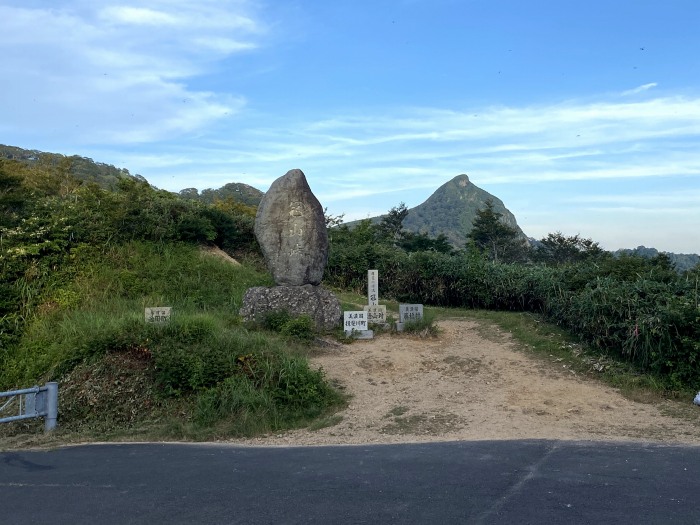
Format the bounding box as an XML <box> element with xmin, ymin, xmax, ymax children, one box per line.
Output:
<box><xmin>1</xmin><ymin>241</ymin><xmax>343</xmax><ymax>438</ymax></box>
<box><xmin>326</xmin><ymin>244</ymin><xmax>700</xmax><ymax>389</ymax></box>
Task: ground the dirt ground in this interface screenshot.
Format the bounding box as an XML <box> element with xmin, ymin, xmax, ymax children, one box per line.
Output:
<box><xmin>239</xmin><ymin>319</ymin><xmax>700</xmax><ymax>446</ymax></box>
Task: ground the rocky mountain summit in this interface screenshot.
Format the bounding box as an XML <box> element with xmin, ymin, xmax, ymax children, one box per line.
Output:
<box><xmin>387</xmin><ymin>174</ymin><xmax>526</xmax><ymax>247</ymax></box>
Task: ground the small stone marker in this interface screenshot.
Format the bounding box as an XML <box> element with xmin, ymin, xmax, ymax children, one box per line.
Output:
<box><xmin>363</xmin><ymin>304</ymin><xmax>387</xmax><ymax>324</ymax></box>
<box><xmin>399</xmin><ymin>304</ymin><xmax>424</xmax><ymax>323</ymax></box>
<box><xmin>344</xmin><ymin>311</ymin><xmax>368</xmax><ymax>332</ymax></box>
<box><xmin>344</xmin><ymin>311</ymin><xmax>373</xmax><ymax>338</ymax></box>
<box><xmin>145</xmin><ymin>307</ymin><xmax>171</xmax><ymax>323</ymax></box>
<box><xmin>367</xmin><ymin>270</ymin><xmax>379</xmax><ymax>306</ymax></box>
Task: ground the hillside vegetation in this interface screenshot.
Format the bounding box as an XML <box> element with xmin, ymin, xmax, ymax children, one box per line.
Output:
<box><xmin>1</xmin><ymin>144</ymin><xmax>135</xmax><ymax>189</ymax></box>
<box><xmin>1</xmin><ymin>150</ymin><xmax>699</xmax><ymax>442</ymax></box>
<box><xmin>327</xmin><ymin>212</ymin><xmax>700</xmax><ymax>391</ymax></box>
<box><xmin>0</xmin><ymin>158</ymin><xmax>342</xmax><ymax>439</ymax></box>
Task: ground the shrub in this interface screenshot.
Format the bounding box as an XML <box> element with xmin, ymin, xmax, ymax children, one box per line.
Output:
<box><xmin>401</xmin><ymin>313</ymin><xmax>439</xmax><ymax>337</ymax></box>
<box><xmin>280</xmin><ymin>315</ymin><xmax>316</xmax><ymax>342</ymax></box>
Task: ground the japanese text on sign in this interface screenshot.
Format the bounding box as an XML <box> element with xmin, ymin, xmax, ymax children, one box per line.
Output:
<box><xmin>367</xmin><ymin>270</ymin><xmax>379</xmax><ymax>306</ymax></box>
<box><xmin>363</xmin><ymin>305</ymin><xmax>387</xmax><ymax>324</ymax></box>
<box><xmin>145</xmin><ymin>307</ymin><xmax>172</xmax><ymax>323</ymax></box>
<box><xmin>344</xmin><ymin>311</ymin><xmax>368</xmax><ymax>333</ymax></box>
<box><xmin>399</xmin><ymin>304</ymin><xmax>423</xmax><ymax>323</ymax></box>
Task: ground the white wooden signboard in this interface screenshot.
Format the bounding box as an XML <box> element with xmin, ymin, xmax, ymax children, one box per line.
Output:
<box><xmin>368</xmin><ymin>270</ymin><xmax>379</xmax><ymax>306</ymax></box>
<box><xmin>399</xmin><ymin>304</ymin><xmax>423</xmax><ymax>323</ymax></box>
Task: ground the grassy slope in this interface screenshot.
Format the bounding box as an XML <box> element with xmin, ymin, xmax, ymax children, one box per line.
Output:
<box><xmin>0</xmin><ymin>242</ymin><xmax>344</xmax><ymax>445</ymax></box>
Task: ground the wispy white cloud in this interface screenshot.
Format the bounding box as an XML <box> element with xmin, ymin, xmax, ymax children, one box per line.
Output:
<box><xmin>622</xmin><ymin>82</ymin><xmax>658</xmax><ymax>96</ymax></box>
<box><xmin>0</xmin><ymin>1</ymin><xmax>265</xmax><ymax>145</ymax></box>
<box><xmin>100</xmin><ymin>6</ymin><xmax>179</xmax><ymax>26</ymax></box>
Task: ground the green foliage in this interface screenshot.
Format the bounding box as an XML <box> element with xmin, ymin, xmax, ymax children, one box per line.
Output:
<box><xmin>263</xmin><ymin>310</ymin><xmax>293</xmax><ymax>332</ymax></box>
<box><xmin>325</xmin><ymin>239</ymin><xmax>700</xmax><ymax>388</ymax></box>
<box><xmin>0</xmin><ymin>159</ymin><xmax>262</xmax><ymax>350</ymax></box>
<box><xmin>1</xmin><ymin>236</ymin><xmax>342</xmax><ymax>438</ymax></box>
<box><xmin>280</xmin><ymin>316</ymin><xmax>316</xmax><ymax>342</ymax></box>
<box><xmin>0</xmin><ymin>242</ymin><xmax>271</xmax><ymax>389</ymax></box>
<box><xmin>398</xmin><ymin>232</ymin><xmax>454</xmax><ymax>254</ymax></box>
<box><xmin>180</xmin><ymin>182</ymin><xmax>263</xmax><ymax>207</ymax></box>
<box><xmin>401</xmin><ymin>312</ymin><xmax>439</xmax><ymax>337</ymax></box>
<box><xmin>0</xmin><ymin>160</ymin><xmax>30</xmax><ymax>228</ymax></box>
<box><xmin>1</xmin><ymin>144</ymin><xmax>133</xmax><ymax>190</ymax></box>
<box><xmin>194</xmin><ymin>351</ymin><xmax>340</xmax><ymax>434</ymax></box>
<box><xmin>467</xmin><ymin>200</ymin><xmax>526</xmax><ymax>263</ymax></box>
<box><xmin>263</xmin><ymin>310</ymin><xmax>316</xmax><ymax>342</ymax></box>
<box><xmin>377</xmin><ymin>202</ymin><xmax>409</xmax><ymax>243</ymax></box>
<box><xmin>533</xmin><ymin>232</ymin><xmax>605</xmax><ymax>265</ymax></box>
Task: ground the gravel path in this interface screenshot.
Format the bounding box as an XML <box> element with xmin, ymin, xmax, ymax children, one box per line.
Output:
<box><xmin>237</xmin><ymin>319</ymin><xmax>700</xmax><ymax>446</ymax></box>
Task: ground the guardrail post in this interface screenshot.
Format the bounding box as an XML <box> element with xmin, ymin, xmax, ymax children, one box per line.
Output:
<box><xmin>45</xmin><ymin>382</ymin><xmax>58</xmax><ymax>431</ymax></box>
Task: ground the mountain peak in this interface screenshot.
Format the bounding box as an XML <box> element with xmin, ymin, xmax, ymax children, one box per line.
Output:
<box><xmin>454</xmin><ymin>174</ymin><xmax>470</xmax><ymax>187</ymax></box>
<box><xmin>401</xmin><ymin>174</ymin><xmax>525</xmax><ymax>247</ymax></box>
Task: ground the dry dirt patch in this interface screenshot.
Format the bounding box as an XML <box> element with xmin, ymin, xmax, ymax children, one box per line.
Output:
<box><xmin>238</xmin><ymin>319</ymin><xmax>700</xmax><ymax>446</ymax></box>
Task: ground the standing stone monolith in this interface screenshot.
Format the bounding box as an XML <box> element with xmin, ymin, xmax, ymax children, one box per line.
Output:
<box><xmin>254</xmin><ymin>169</ymin><xmax>328</xmax><ymax>286</ymax></box>
<box><xmin>241</xmin><ymin>169</ymin><xmax>341</xmax><ymax>331</ymax></box>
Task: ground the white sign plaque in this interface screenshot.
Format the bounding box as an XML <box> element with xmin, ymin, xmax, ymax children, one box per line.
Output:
<box><xmin>145</xmin><ymin>307</ymin><xmax>172</xmax><ymax>323</ymax></box>
<box><xmin>368</xmin><ymin>270</ymin><xmax>379</xmax><ymax>306</ymax></box>
<box><xmin>344</xmin><ymin>311</ymin><xmax>368</xmax><ymax>333</ymax></box>
<box><xmin>399</xmin><ymin>304</ymin><xmax>423</xmax><ymax>323</ymax></box>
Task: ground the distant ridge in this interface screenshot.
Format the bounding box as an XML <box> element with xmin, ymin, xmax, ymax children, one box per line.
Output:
<box><xmin>178</xmin><ymin>182</ymin><xmax>263</xmax><ymax>207</ymax></box>
<box><xmin>0</xmin><ymin>144</ymin><xmax>135</xmax><ymax>189</ymax></box>
<box><xmin>615</xmin><ymin>246</ymin><xmax>700</xmax><ymax>273</ymax></box>
<box><xmin>0</xmin><ymin>144</ymin><xmax>263</xmax><ymax>207</ymax></box>
<box><xmin>401</xmin><ymin>174</ymin><xmax>526</xmax><ymax>247</ymax></box>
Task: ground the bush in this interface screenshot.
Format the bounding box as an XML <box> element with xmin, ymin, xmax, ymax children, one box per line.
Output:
<box><xmin>263</xmin><ymin>311</ymin><xmax>316</xmax><ymax>341</ymax></box>
<box><xmin>280</xmin><ymin>316</ymin><xmax>316</xmax><ymax>342</ymax></box>
<box><xmin>326</xmin><ymin>241</ymin><xmax>700</xmax><ymax>388</ymax></box>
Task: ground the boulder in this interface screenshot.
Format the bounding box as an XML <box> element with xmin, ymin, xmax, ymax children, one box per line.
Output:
<box><xmin>254</xmin><ymin>169</ymin><xmax>328</xmax><ymax>286</ymax></box>
<box><xmin>239</xmin><ymin>285</ymin><xmax>341</xmax><ymax>331</ymax></box>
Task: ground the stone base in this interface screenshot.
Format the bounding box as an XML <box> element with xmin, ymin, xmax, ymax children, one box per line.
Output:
<box><xmin>239</xmin><ymin>285</ymin><xmax>341</xmax><ymax>331</ymax></box>
<box><xmin>345</xmin><ymin>329</ymin><xmax>374</xmax><ymax>340</ymax></box>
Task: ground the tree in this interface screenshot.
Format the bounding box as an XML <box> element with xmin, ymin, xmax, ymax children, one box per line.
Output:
<box><xmin>377</xmin><ymin>202</ymin><xmax>409</xmax><ymax>243</ymax></box>
<box><xmin>329</xmin><ymin>219</ymin><xmax>377</xmax><ymax>246</ymax></box>
<box><xmin>324</xmin><ymin>207</ymin><xmax>345</xmax><ymax>229</ymax></box>
<box><xmin>534</xmin><ymin>232</ymin><xmax>604</xmax><ymax>265</ymax></box>
<box><xmin>0</xmin><ymin>161</ymin><xmax>29</xmax><ymax>228</ymax></box>
<box><xmin>468</xmin><ymin>200</ymin><xmax>525</xmax><ymax>263</ymax></box>
<box><xmin>399</xmin><ymin>232</ymin><xmax>453</xmax><ymax>254</ymax></box>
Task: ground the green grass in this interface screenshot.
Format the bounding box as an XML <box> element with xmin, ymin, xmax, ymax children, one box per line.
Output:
<box><xmin>401</xmin><ymin>311</ymin><xmax>440</xmax><ymax>337</ymax></box>
<box><xmin>0</xmin><ymin>241</ymin><xmax>345</xmax><ymax>445</ymax></box>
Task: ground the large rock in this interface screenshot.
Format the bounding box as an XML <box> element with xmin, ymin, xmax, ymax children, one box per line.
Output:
<box><xmin>254</xmin><ymin>169</ymin><xmax>328</xmax><ymax>286</ymax></box>
<box><xmin>239</xmin><ymin>285</ymin><xmax>341</xmax><ymax>331</ymax></box>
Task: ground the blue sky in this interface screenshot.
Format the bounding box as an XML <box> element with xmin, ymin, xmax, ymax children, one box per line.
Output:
<box><xmin>2</xmin><ymin>0</ymin><xmax>700</xmax><ymax>253</ymax></box>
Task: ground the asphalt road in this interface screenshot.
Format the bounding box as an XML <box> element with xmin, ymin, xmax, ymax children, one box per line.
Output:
<box><xmin>1</xmin><ymin>440</ymin><xmax>699</xmax><ymax>524</ymax></box>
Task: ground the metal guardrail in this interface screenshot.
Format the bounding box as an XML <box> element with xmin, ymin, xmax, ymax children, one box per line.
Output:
<box><xmin>0</xmin><ymin>382</ymin><xmax>58</xmax><ymax>432</ymax></box>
